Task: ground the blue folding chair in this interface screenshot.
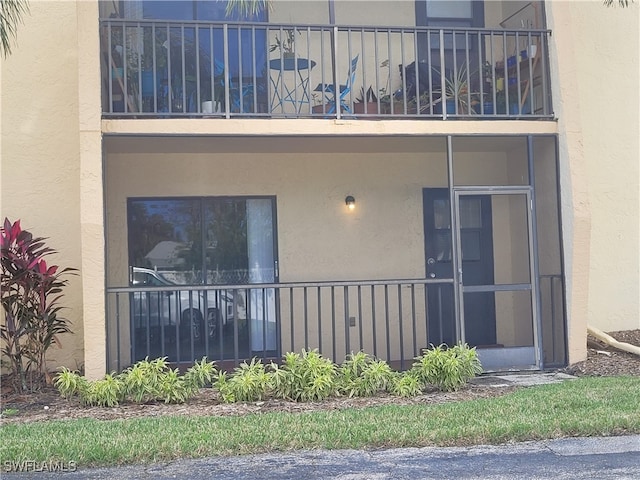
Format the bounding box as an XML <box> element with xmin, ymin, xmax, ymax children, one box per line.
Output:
<box><xmin>212</xmin><ymin>58</ymin><xmax>256</xmax><ymax>113</ymax></box>
<box><xmin>314</xmin><ymin>55</ymin><xmax>359</xmax><ymax>115</ymax></box>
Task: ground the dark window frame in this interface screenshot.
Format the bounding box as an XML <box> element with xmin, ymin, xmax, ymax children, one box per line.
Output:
<box><xmin>127</xmin><ymin>195</ymin><xmax>278</xmax><ymax>286</ymax></box>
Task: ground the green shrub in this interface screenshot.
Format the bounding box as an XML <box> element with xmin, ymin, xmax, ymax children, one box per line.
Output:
<box><xmin>388</xmin><ymin>371</ymin><xmax>422</xmax><ymax>398</ymax></box>
<box><xmin>82</xmin><ymin>374</ymin><xmax>124</xmax><ymax>407</ymax></box>
<box><xmin>156</xmin><ymin>367</ymin><xmax>191</xmax><ymax>404</ymax></box>
<box><xmin>215</xmin><ymin>358</ymin><xmax>270</xmax><ymax>403</ymax></box>
<box><xmin>337</xmin><ymin>351</ymin><xmax>394</xmax><ymax>397</ymax></box>
<box><xmin>54</xmin><ymin>367</ymin><xmax>88</xmax><ymax>400</ymax></box>
<box><xmin>55</xmin><ymin>357</ymin><xmax>214</xmax><ymax>407</ymax></box>
<box><xmin>183</xmin><ymin>357</ymin><xmax>217</xmax><ymax>395</ymax></box>
<box><xmin>120</xmin><ymin>357</ymin><xmax>170</xmax><ymax>403</ymax></box>
<box><xmin>270</xmin><ymin>349</ymin><xmax>336</xmax><ymax>402</ymax></box>
<box><xmin>411</xmin><ymin>343</ymin><xmax>482</xmax><ymax>392</ymax></box>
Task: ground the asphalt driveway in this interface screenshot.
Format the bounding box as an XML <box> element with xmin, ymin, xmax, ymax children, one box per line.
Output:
<box><xmin>3</xmin><ymin>435</ymin><xmax>639</xmax><ymax>479</ymax></box>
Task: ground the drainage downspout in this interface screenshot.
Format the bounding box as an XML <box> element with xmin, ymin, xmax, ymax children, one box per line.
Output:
<box><xmin>587</xmin><ymin>326</ymin><xmax>640</xmax><ymax>356</ymax></box>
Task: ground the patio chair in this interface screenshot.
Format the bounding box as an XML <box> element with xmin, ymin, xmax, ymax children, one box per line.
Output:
<box><xmin>314</xmin><ymin>55</ymin><xmax>359</xmax><ymax>114</ymax></box>
<box><xmin>211</xmin><ymin>58</ymin><xmax>257</xmax><ymax>114</ymax></box>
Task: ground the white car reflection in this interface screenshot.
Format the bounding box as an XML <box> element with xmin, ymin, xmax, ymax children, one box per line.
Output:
<box><xmin>131</xmin><ymin>267</ymin><xmax>236</xmax><ymax>342</ymax></box>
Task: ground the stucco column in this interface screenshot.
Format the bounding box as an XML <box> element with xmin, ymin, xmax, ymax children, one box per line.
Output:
<box><xmin>545</xmin><ymin>3</ymin><xmax>590</xmax><ymax>365</ymax></box>
<box><xmin>78</xmin><ymin>0</ymin><xmax>106</xmax><ymax>379</ymax></box>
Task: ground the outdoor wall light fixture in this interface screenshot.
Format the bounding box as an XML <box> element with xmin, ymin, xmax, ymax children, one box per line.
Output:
<box><xmin>345</xmin><ymin>195</ymin><xmax>356</xmax><ymax>210</ymax></box>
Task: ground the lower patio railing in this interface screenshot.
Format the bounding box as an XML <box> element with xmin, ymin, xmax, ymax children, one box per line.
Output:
<box><xmin>106</xmin><ymin>278</ymin><xmax>455</xmax><ymax>372</ymax></box>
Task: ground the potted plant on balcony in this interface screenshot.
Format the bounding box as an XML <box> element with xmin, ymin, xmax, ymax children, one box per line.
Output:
<box><xmin>354</xmin><ymin>86</ymin><xmax>380</xmax><ymax>115</ymax></box>
<box><xmin>270</xmin><ymin>28</ymin><xmax>298</xmax><ymax>59</ymax></box>
<box><xmin>442</xmin><ymin>67</ymin><xmax>480</xmax><ymax>115</ymax></box>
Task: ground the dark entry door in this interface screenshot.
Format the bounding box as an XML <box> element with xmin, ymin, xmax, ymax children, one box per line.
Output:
<box><xmin>423</xmin><ymin>188</ymin><xmax>496</xmax><ymax>347</ymax></box>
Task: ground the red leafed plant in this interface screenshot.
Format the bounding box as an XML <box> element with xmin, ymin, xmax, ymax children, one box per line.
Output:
<box><xmin>1</xmin><ymin>218</ymin><xmax>76</xmax><ymax>392</ymax></box>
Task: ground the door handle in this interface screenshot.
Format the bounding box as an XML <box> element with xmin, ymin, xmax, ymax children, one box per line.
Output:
<box><xmin>429</xmin><ymin>272</ymin><xmax>436</xmax><ymax>278</ymax></box>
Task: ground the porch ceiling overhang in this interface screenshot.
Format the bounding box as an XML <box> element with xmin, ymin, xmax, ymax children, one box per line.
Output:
<box><xmin>102</xmin><ymin>131</ymin><xmax>542</xmax><ymax>156</ymax></box>
<box><xmin>102</xmin><ymin>118</ymin><xmax>558</xmax><ymax>138</ymax></box>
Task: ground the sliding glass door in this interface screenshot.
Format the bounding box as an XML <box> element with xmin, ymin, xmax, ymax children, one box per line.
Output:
<box><xmin>127</xmin><ymin>196</ymin><xmax>278</xmax><ymax>363</ymax></box>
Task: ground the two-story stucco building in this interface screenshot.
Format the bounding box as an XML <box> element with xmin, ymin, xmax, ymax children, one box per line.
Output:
<box><xmin>1</xmin><ymin>0</ymin><xmax>638</xmax><ymax>379</ymax></box>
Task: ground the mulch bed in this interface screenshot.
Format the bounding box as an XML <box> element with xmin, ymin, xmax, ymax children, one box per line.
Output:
<box><xmin>2</xmin><ymin>330</ymin><xmax>638</xmax><ymax>426</ymax></box>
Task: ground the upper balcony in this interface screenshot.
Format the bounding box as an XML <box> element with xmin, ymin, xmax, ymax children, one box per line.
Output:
<box><xmin>100</xmin><ymin>5</ymin><xmax>553</xmax><ymax>121</ymax></box>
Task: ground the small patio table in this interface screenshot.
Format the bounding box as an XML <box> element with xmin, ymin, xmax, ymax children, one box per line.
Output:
<box><xmin>269</xmin><ymin>57</ymin><xmax>316</xmax><ymax>114</ymax></box>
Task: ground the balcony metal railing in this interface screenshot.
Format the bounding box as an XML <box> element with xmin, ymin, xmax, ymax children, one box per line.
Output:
<box><xmin>106</xmin><ymin>278</ymin><xmax>456</xmax><ymax>372</ymax></box>
<box><xmin>100</xmin><ymin>19</ymin><xmax>553</xmax><ymax>120</ymax></box>
<box><xmin>106</xmin><ymin>273</ymin><xmax>566</xmax><ymax>372</ymax></box>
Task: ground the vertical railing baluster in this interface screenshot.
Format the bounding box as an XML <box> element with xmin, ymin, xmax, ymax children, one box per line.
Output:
<box><xmin>195</xmin><ymin>25</ymin><xmax>201</xmax><ymax>114</ymax></box>
<box><xmin>424</xmin><ymin>284</ymin><xmax>429</xmax><ymax>348</ymax></box>
<box><xmin>262</xmin><ymin>287</ymin><xmax>267</xmax><ymax>362</ymax></box>
<box><xmin>209</xmin><ymin>25</ymin><xmax>215</xmax><ymax>115</ymax></box>
<box><xmin>331</xmin><ymin>286</ymin><xmax>336</xmax><ymax>361</ymax></box>
<box><xmin>411</xmin><ymin>283</ymin><xmax>417</xmax><ymax>359</ymax></box>
<box><xmin>317</xmin><ymin>286</ymin><xmax>323</xmax><ymax>354</ymax></box>
<box><xmin>427</xmin><ymin>27</ymin><xmax>434</xmax><ymax>115</ymax></box>
<box><xmin>333</xmin><ymin>25</ymin><xmax>340</xmax><ymax>119</ymax></box>
<box><xmin>223</xmin><ymin>23</ymin><xmax>230</xmax><ymax>118</ymax></box>
<box><xmin>180</xmin><ymin>25</ymin><xmax>187</xmax><ymax>114</ymax></box>
<box><xmin>275</xmin><ymin>286</ymin><xmax>282</xmax><ymax>359</ymax></box>
<box><xmin>490</xmin><ymin>31</ymin><xmax>496</xmax><ymax>115</ymax></box>
<box><xmin>371</xmin><ymin>285</ymin><xmax>377</xmax><ymax>357</ymax></box>
<box><xmin>114</xmin><ymin>292</ymin><xmax>120</xmax><ymax>372</ymax></box>
<box><xmin>400</xmin><ymin>28</ymin><xmax>407</xmax><ymax>114</ymax></box>
<box><xmin>384</xmin><ymin>285</ymin><xmax>390</xmax><ymax>362</ymax></box>
<box><xmin>386</xmin><ymin>29</ymin><xmax>393</xmax><ymax>114</ymax></box>
<box><xmin>237</xmin><ymin>25</ymin><xmax>244</xmax><ymax>114</ymax></box>
<box><xmin>374</xmin><ymin>28</ymin><xmax>381</xmax><ymax>115</ymax></box>
<box><xmin>478</xmin><ymin>30</ymin><xmax>484</xmax><ymax>115</ymax></box>
<box><xmin>144</xmin><ymin>293</ymin><xmax>151</xmax><ymax>359</ymax></box>
<box><xmin>136</xmin><ymin>21</ymin><xmax>142</xmax><ymax>113</ymax></box>
<box><xmin>251</xmin><ymin>26</ymin><xmax>257</xmax><ymax>114</ymax></box>
<box><xmin>123</xmin><ymin>24</ymin><xmax>130</xmax><ymax>113</ymax></box>
<box><xmin>360</xmin><ymin>28</ymin><xmax>367</xmax><ymax>114</ymax></box>
<box><xmin>151</xmin><ymin>24</ymin><xmax>158</xmax><ymax>114</ymax></box>
<box><xmin>438</xmin><ymin>286</ymin><xmax>444</xmax><ymax>345</ymax></box>
<box><xmin>452</xmin><ymin>30</ymin><xmax>458</xmax><ymax>115</ymax></box>
<box><xmin>107</xmin><ymin>22</ymin><xmax>113</xmax><ymax>114</ymax></box>
<box><xmin>174</xmin><ymin>289</ymin><xmax>180</xmax><ymax>365</ymax></box>
<box><xmin>303</xmin><ymin>286</ymin><xmax>309</xmax><ymax>350</ymax></box>
<box><xmin>234</xmin><ymin>288</ymin><xmax>242</xmax><ymax>366</ymax></box>
<box><xmin>413</xmin><ymin>27</ymin><xmax>421</xmax><ymax>115</ymax></box>
<box><xmin>502</xmin><ymin>31</ymin><xmax>508</xmax><ymax>116</ymax></box>
<box><xmin>527</xmin><ymin>31</ymin><xmax>534</xmax><ymax>114</ymax></box>
<box><xmin>160</xmin><ymin>290</ymin><xmax>166</xmax><ymax>359</ymax></box>
<box><xmin>305</xmin><ymin>26</ymin><xmax>312</xmax><ymax>115</ymax></box>
<box><xmin>344</xmin><ymin>285</ymin><xmax>350</xmax><ymax>356</ymax></box>
<box><xmin>290</xmin><ymin>287</ymin><xmax>295</xmax><ymax>353</ymax></box>
<box><xmin>357</xmin><ymin>285</ymin><xmax>363</xmax><ymax>352</ymax></box>
<box><xmin>218</xmin><ymin>290</ymin><xmax>224</xmax><ymax>362</ymax></box>
<box><xmin>398</xmin><ymin>284</ymin><xmax>404</xmax><ymax>370</ymax></box>
<box><xmin>515</xmin><ymin>31</ymin><xmax>522</xmax><ymax>115</ymax></box>
<box><xmin>439</xmin><ymin>28</ymin><xmax>446</xmax><ymax>119</ymax></box>
<box><xmin>464</xmin><ymin>31</ymin><xmax>470</xmax><ymax>115</ymax></box>
<box><xmin>540</xmin><ymin>33</ymin><xmax>549</xmax><ymax>115</ymax></box>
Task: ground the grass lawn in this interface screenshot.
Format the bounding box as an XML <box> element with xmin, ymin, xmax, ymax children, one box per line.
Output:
<box><xmin>1</xmin><ymin>376</ymin><xmax>639</xmax><ymax>468</ymax></box>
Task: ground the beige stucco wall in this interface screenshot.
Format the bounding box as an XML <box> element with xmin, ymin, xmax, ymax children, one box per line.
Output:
<box><xmin>0</xmin><ymin>1</ymin><xmax>85</xmax><ymax>372</ymax></box>
<box><xmin>6</xmin><ymin>0</ymin><xmax>636</xmax><ymax>376</ymax></box>
<box><xmin>545</xmin><ymin>0</ymin><xmax>640</xmax><ymax>365</ymax></box>
<box><xmin>104</xmin><ymin>136</ymin><xmax>449</xmax><ymax>287</ymax></box>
